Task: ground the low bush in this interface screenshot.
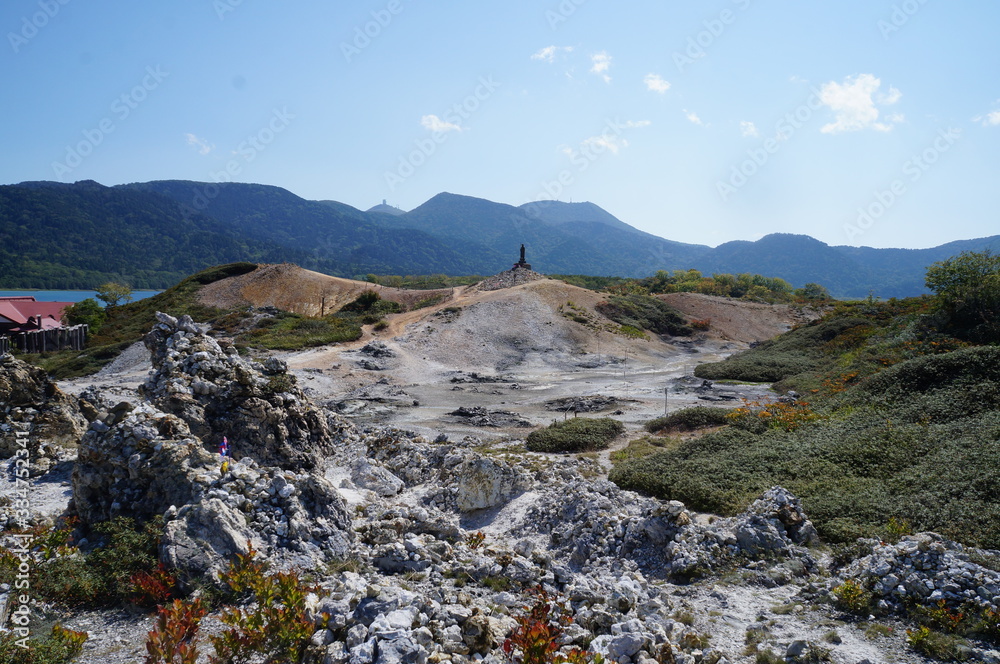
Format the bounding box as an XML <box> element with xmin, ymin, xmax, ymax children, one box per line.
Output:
<box><xmin>144</xmin><ymin>545</ymin><xmax>324</xmax><ymax>664</ymax></box>
<box><xmin>645</xmin><ymin>407</ymin><xmax>731</xmax><ymax>433</ymax></box>
<box><xmin>0</xmin><ymin>624</ymin><xmax>88</xmax><ymax>664</ymax></box>
<box><xmin>611</xmin><ymin>360</ymin><xmax>1000</xmax><ymax>548</ymax></box>
<box><xmin>906</xmin><ymin>626</ymin><xmax>969</xmax><ymax>661</ymax></box>
<box><xmin>694</xmin><ymin>316</ymin><xmax>872</xmax><ymax>383</ymax></box>
<box><xmin>596</xmin><ymin>294</ymin><xmax>692</xmax><ymax>337</ymax></box>
<box><xmin>6</xmin><ymin>516</ymin><xmax>167</xmax><ymax>608</ymax></box>
<box><xmin>238</xmin><ymin>311</ymin><xmax>362</xmax><ymax>350</ymax></box>
<box><xmin>832</xmin><ymin>580</ymin><xmax>873</xmax><ymax>614</ymax></box>
<box><xmin>526</xmin><ymin>418</ymin><xmax>625</xmax><ymax>453</ymax></box>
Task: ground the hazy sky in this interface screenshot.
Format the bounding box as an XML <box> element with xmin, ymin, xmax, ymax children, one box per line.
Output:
<box><xmin>2</xmin><ymin>1</ymin><xmax>998</xmax><ymax>249</ymax></box>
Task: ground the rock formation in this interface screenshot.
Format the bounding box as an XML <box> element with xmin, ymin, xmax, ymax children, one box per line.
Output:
<box><xmin>139</xmin><ymin>312</ymin><xmax>351</xmax><ymax>470</ymax></box>
<box><xmin>72</xmin><ymin>313</ymin><xmax>354</xmax><ymax>579</ymax></box>
<box><xmin>0</xmin><ymin>353</ymin><xmax>87</xmax><ymax>475</ymax></box>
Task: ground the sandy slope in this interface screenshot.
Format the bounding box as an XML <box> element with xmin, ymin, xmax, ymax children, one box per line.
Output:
<box><xmin>198</xmin><ymin>263</ymin><xmax>456</xmax><ymax>316</ymax></box>
<box><xmin>75</xmin><ymin>265</ymin><xmax>812</xmax><ymax>446</ymax></box>
<box><xmin>196</xmin><ymin>265</ymin><xmax>811</xmax><ymax>443</ymax></box>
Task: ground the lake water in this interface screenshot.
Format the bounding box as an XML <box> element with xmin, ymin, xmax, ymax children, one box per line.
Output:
<box><xmin>0</xmin><ymin>290</ymin><xmax>161</xmax><ymax>305</ymax></box>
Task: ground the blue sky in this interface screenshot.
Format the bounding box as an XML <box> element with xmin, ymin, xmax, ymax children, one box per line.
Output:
<box><xmin>2</xmin><ymin>0</ymin><xmax>998</xmax><ymax>249</ymax></box>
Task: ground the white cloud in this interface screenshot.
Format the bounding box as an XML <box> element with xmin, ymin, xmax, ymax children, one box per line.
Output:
<box><xmin>567</xmin><ymin>120</ymin><xmax>649</xmax><ymax>156</ymax></box>
<box><xmin>684</xmin><ymin>110</ymin><xmax>704</xmax><ymax>126</ymax></box>
<box><xmin>184</xmin><ymin>133</ymin><xmax>214</xmax><ymax>155</ymax></box>
<box><xmin>818</xmin><ymin>74</ymin><xmax>903</xmax><ymax>134</ymax></box>
<box><xmin>590</xmin><ymin>51</ymin><xmax>612</xmax><ymax>83</ymax></box>
<box><xmin>740</xmin><ymin>121</ymin><xmax>759</xmax><ymax>138</ymax></box>
<box><xmin>581</xmin><ymin>135</ymin><xmax>626</xmax><ymax>154</ymax></box>
<box><xmin>644</xmin><ymin>73</ymin><xmax>671</xmax><ymax>94</ymax></box>
<box><xmin>974</xmin><ymin>103</ymin><xmax>1000</xmax><ymax>127</ymax></box>
<box><xmin>531</xmin><ymin>45</ymin><xmax>572</xmax><ymax>63</ymax></box>
<box><xmin>421</xmin><ymin>114</ymin><xmax>462</xmax><ymax>133</ymax></box>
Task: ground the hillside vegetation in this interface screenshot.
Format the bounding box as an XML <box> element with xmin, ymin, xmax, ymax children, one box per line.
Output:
<box><xmin>19</xmin><ymin>263</ymin><xmax>408</xmax><ymax>378</ymax></box>
<box><xmin>3</xmin><ymin>180</ymin><xmax>999</xmax><ymax>295</ymax></box>
<box><xmin>611</xmin><ymin>251</ymin><xmax>1000</xmax><ymax>548</ymax></box>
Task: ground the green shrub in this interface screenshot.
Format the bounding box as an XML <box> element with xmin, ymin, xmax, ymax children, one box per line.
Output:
<box><xmin>526</xmin><ymin>418</ymin><xmax>625</xmax><ymax>453</ymax></box>
<box><xmin>240</xmin><ymin>311</ymin><xmax>362</xmax><ymax>350</ymax></box>
<box><xmin>832</xmin><ymin>580</ymin><xmax>873</xmax><ymax>614</ymax></box>
<box><xmin>645</xmin><ymin>407</ymin><xmax>731</xmax><ymax>433</ymax></box>
<box><xmin>596</xmin><ymin>294</ymin><xmax>692</xmax><ymax>337</ymax></box>
<box><xmin>694</xmin><ymin>316</ymin><xmax>872</xmax><ymax>383</ymax></box>
<box><xmin>0</xmin><ymin>624</ymin><xmax>88</xmax><ymax>664</ymax></box>
<box><xmin>411</xmin><ymin>294</ymin><xmax>447</xmax><ymax>310</ymax></box>
<box><xmin>143</xmin><ymin>546</ymin><xmax>322</xmax><ymax>664</ymax></box>
<box><xmin>26</xmin><ymin>516</ymin><xmax>164</xmax><ymax>608</ymax></box>
<box><xmin>925</xmin><ymin>249</ymin><xmax>1000</xmax><ymax>343</ymax></box>
<box><xmin>906</xmin><ymin>626</ymin><xmax>969</xmax><ymax>661</ymax></box>
<box><xmin>62</xmin><ymin>297</ymin><xmax>106</xmax><ymax>334</ymax></box>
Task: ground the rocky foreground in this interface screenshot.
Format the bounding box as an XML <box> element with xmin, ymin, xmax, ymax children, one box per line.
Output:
<box><xmin>3</xmin><ymin>314</ymin><xmax>1000</xmax><ymax>663</ymax></box>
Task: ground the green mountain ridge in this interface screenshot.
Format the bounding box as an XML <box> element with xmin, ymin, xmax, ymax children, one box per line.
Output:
<box><xmin>1</xmin><ymin>179</ymin><xmax>997</xmax><ymax>296</ymax></box>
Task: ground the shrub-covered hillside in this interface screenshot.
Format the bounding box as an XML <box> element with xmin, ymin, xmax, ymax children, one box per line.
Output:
<box><xmin>18</xmin><ymin>263</ymin><xmax>406</xmax><ymax>378</ymax></box>
<box><xmin>611</xmin><ymin>251</ymin><xmax>1000</xmax><ymax>548</ymax></box>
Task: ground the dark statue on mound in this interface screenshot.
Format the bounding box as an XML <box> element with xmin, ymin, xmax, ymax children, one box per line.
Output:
<box><xmin>514</xmin><ymin>244</ymin><xmax>531</xmax><ymax>271</ymax></box>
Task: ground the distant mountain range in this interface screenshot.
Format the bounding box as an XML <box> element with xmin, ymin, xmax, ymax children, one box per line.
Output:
<box><xmin>1</xmin><ymin>179</ymin><xmax>996</xmax><ymax>297</ymax></box>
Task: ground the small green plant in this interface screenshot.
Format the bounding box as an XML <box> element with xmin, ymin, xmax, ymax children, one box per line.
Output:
<box><xmin>411</xmin><ymin>294</ymin><xmax>447</xmax><ymax>310</ymax></box>
<box><xmin>883</xmin><ymin>516</ymin><xmax>913</xmax><ymax>543</ymax></box>
<box><xmin>754</xmin><ymin>651</ymin><xmax>784</xmax><ymax>664</ymax></box>
<box><xmin>465</xmin><ymin>531</ymin><xmax>486</xmax><ymax>550</ymax></box>
<box><xmin>917</xmin><ymin>600</ymin><xmax>966</xmax><ymax>633</ymax></box>
<box><xmin>145</xmin><ymin>599</ymin><xmax>207</xmax><ymax>664</ymax></box>
<box><xmin>906</xmin><ymin>625</ymin><xmax>968</xmax><ymax>661</ymax></box>
<box><xmin>0</xmin><ymin>624</ymin><xmax>88</xmax><ymax>664</ymax></box>
<box><xmin>864</xmin><ymin>623</ymin><xmax>894</xmax><ymax>639</ymax></box>
<box><xmin>5</xmin><ymin>516</ymin><xmax>164</xmax><ymax>608</ymax></box>
<box><xmin>617</xmin><ymin>325</ymin><xmax>647</xmax><ymax>339</ymax></box>
<box><xmin>673</xmin><ymin>609</ymin><xmax>695</xmax><ymax>626</ymax></box>
<box><xmin>832</xmin><ymin>580</ymin><xmax>873</xmax><ymax>615</ymax></box>
<box><xmin>502</xmin><ymin>586</ymin><xmax>604</xmax><ymax>664</ymax></box>
<box><xmin>481</xmin><ymin>575</ymin><xmax>514</xmax><ymax>592</ymax></box>
<box><xmin>264</xmin><ymin>373</ymin><xmax>295</xmax><ymax>394</ymax></box>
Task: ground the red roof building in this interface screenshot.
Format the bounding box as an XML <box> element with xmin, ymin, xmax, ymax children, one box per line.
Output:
<box><xmin>0</xmin><ymin>297</ymin><xmax>74</xmax><ymax>333</ymax></box>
